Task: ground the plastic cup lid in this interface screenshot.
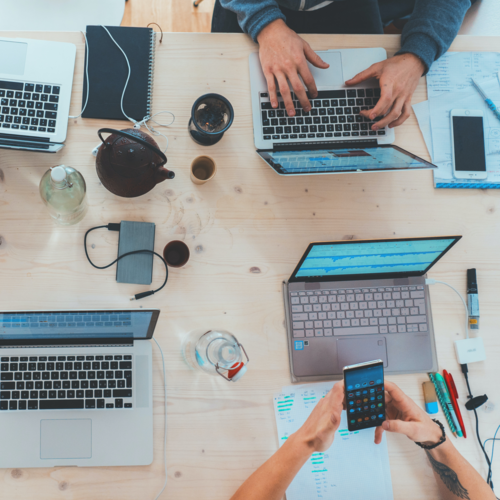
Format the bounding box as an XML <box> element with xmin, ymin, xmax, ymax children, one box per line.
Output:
<box><xmin>51</xmin><ymin>166</ymin><xmax>67</xmax><ymax>182</ymax></box>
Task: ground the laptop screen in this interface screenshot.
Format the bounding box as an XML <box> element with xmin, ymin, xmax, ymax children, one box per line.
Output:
<box><xmin>257</xmin><ymin>145</ymin><xmax>436</xmax><ymax>175</ymax></box>
<box><xmin>0</xmin><ymin>309</ymin><xmax>159</xmax><ymax>346</ymax></box>
<box><xmin>290</xmin><ymin>236</ymin><xmax>461</xmax><ymax>282</ymax></box>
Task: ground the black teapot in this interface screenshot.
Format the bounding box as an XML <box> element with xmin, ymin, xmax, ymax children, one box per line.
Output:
<box><xmin>96</xmin><ymin>128</ymin><xmax>174</xmax><ymax>198</ymax></box>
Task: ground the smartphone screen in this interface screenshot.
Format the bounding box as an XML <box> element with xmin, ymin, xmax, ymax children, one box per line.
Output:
<box><xmin>344</xmin><ymin>360</ymin><xmax>385</xmax><ymax>431</ymax></box>
<box><xmin>452</xmin><ymin>116</ymin><xmax>486</xmax><ymax>172</ymax></box>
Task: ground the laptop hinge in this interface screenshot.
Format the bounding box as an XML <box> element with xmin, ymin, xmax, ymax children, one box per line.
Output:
<box><xmin>269</xmin><ymin>139</ymin><xmax>378</xmax><ymax>153</ymax></box>
<box><xmin>0</xmin><ymin>132</ymin><xmax>51</xmax><ymax>143</ymax></box>
<box><xmin>0</xmin><ymin>341</ymin><xmax>134</xmax><ymax>349</ymax></box>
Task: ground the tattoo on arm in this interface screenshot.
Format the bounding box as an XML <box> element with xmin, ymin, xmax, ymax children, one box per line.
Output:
<box><xmin>425</xmin><ymin>451</ymin><xmax>470</xmax><ymax>500</ymax></box>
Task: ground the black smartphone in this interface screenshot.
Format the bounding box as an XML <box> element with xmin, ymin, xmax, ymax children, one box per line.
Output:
<box><xmin>344</xmin><ymin>359</ymin><xmax>385</xmax><ymax>431</ymax></box>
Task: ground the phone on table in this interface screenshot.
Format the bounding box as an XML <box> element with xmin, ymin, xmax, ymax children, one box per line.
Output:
<box><xmin>450</xmin><ymin>109</ymin><xmax>487</xmax><ymax>180</ymax></box>
<box><xmin>344</xmin><ymin>359</ymin><xmax>385</xmax><ymax>431</ymax></box>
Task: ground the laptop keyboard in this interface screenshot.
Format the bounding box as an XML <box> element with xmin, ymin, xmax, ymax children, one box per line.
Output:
<box><xmin>290</xmin><ymin>285</ymin><xmax>427</xmax><ymax>338</ymax></box>
<box><xmin>0</xmin><ymin>354</ymin><xmax>133</xmax><ymax>411</ymax></box>
<box><xmin>260</xmin><ymin>88</ymin><xmax>388</xmax><ymax>142</ymax></box>
<box><xmin>0</xmin><ymin>81</ymin><xmax>60</xmax><ymax>134</ymax></box>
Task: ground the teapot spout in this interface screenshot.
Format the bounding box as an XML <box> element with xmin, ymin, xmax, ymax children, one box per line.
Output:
<box><xmin>156</xmin><ymin>167</ymin><xmax>175</xmax><ymax>183</ymax></box>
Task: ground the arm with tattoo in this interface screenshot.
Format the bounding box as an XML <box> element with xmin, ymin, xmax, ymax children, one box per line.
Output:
<box><xmin>425</xmin><ymin>439</ymin><xmax>494</xmax><ymax>500</ymax></box>
<box><xmin>377</xmin><ymin>382</ymin><xmax>495</xmax><ymax>500</ymax></box>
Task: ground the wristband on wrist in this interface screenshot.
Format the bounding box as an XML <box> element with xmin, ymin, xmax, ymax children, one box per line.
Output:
<box><xmin>415</xmin><ymin>419</ymin><xmax>446</xmax><ymax>450</ymax></box>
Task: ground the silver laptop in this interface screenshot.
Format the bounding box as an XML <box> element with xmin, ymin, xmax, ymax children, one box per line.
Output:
<box><xmin>249</xmin><ymin>48</ymin><xmax>436</xmax><ymax>176</ymax></box>
<box><xmin>283</xmin><ymin>236</ymin><xmax>462</xmax><ymax>383</ymax></box>
<box><xmin>0</xmin><ymin>309</ymin><xmax>159</xmax><ymax>468</ymax></box>
<box><xmin>0</xmin><ymin>37</ymin><xmax>76</xmax><ymax>153</ymax></box>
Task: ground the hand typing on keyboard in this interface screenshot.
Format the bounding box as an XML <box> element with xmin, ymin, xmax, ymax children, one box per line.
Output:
<box><xmin>345</xmin><ymin>53</ymin><xmax>426</xmax><ymax>130</ymax></box>
<box><xmin>257</xmin><ymin>19</ymin><xmax>329</xmax><ymax>116</ymax></box>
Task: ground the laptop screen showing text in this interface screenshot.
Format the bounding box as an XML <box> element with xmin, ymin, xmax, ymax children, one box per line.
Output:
<box><xmin>261</xmin><ymin>147</ymin><xmax>434</xmax><ymax>174</ymax></box>
<box><xmin>0</xmin><ymin>310</ymin><xmax>153</xmax><ymax>341</ymax></box>
<box><xmin>295</xmin><ymin>238</ymin><xmax>456</xmax><ymax>279</ymax></box>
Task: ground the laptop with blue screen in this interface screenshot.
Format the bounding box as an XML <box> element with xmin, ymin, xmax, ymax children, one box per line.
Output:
<box><xmin>282</xmin><ymin>236</ymin><xmax>461</xmax><ymax>383</ymax></box>
<box><xmin>0</xmin><ymin>309</ymin><xmax>159</xmax><ymax>468</ymax></box>
<box><xmin>258</xmin><ymin>144</ymin><xmax>437</xmax><ymax>176</ymax></box>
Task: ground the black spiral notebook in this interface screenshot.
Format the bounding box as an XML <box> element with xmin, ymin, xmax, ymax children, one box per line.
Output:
<box><xmin>82</xmin><ymin>26</ymin><xmax>156</xmax><ymax>121</ymax></box>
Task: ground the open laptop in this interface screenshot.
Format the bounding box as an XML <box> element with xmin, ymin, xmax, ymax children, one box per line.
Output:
<box><xmin>0</xmin><ymin>309</ymin><xmax>159</xmax><ymax>468</ymax></box>
<box><xmin>282</xmin><ymin>236</ymin><xmax>462</xmax><ymax>383</ymax></box>
<box><xmin>0</xmin><ymin>37</ymin><xmax>76</xmax><ymax>153</ymax></box>
<box><xmin>249</xmin><ymin>48</ymin><xmax>436</xmax><ymax>176</ymax></box>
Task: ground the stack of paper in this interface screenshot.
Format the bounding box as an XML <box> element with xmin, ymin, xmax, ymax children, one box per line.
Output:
<box><xmin>413</xmin><ymin>52</ymin><xmax>500</xmax><ymax>188</ymax></box>
<box><xmin>273</xmin><ymin>381</ymin><xmax>393</xmax><ymax>500</ymax></box>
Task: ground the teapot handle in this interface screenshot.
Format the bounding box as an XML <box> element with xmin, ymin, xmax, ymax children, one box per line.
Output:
<box><xmin>97</xmin><ymin>128</ymin><xmax>168</xmax><ymax>167</ymax></box>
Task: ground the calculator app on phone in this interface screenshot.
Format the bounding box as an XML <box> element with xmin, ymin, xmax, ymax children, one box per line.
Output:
<box><xmin>344</xmin><ymin>360</ymin><xmax>385</xmax><ymax>431</ymax></box>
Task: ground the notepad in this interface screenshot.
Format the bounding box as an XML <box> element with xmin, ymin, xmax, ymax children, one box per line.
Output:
<box><xmin>274</xmin><ymin>381</ymin><xmax>394</xmax><ymax>500</ymax></box>
<box><xmin>82</xmin><ymin>25</ymin><xmax>156</xmax><ymax>121</ymax></box>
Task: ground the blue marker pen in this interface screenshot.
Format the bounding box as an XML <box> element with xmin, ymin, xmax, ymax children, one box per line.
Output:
<box><xmin>471</xmin><ymin>78</ymin><xmax>500</xmax><ymax>124</ymax></box>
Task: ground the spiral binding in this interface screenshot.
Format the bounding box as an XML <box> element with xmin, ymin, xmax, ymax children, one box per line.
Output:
<box><xmin>147</xmin><ymin>29</ymin><xmax>156</xmax><ymax>118</ymax></box>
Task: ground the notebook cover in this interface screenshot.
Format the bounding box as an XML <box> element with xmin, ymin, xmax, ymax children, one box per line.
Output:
<box><xmin>82</xmin><ymin>25</ymin><xmax>154</xmax><ymax>121</ymax></box>
<box><xmin>116</xmin><ymin>221</ymin><xmax>155</xmax><ymax>286</ymax></box>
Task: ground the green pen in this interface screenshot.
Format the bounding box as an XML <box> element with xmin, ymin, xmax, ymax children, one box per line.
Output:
<box><xmin>435</xmin><ymin>373</ymin><xmax>463</xmax><ymax>438</ymax></box>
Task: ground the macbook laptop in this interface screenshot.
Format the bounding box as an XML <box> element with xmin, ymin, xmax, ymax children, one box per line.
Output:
<box><xmin>0</xmin><ymin>309</ymin><xmax>159</xmax><ymax>468</ymax></box>
<box><xmin>249</xmin><ymin>48</ymin><xmax>436</xmax><ymax>176</ymax></box>
<box><xmin>0</xmin><ymin>37</ymin><xmax>76</xmax><ymax>153</ymax></box>
<box><xmin>282</xmin><ymin>236</ymin><xmax>462</xmax><ymax>382</ymax></box>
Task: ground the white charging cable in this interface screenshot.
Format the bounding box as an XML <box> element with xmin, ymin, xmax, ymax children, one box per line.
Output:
<box><xmin>153</xmin><ymin>337</ymin><xmax>168</xmax><ymax>500</ymax></box>
<box><xmin>425</xmin><ymin>278</ymin><xmax>469</xmax><ymax>338</ymax></box>
<box><xmin>68</xmin><ymin>30</ymin><xmax>90</xmax><ymax>119</ymax></box>
<box><xmin>69</xmin><ymin>26</ymin><xmax>175</xmax><ymax>152</ymax></box>
<box><xmin>99</xmin><ymin>25</ymin><xmax>175</xmax><ymax>152</ymax></box>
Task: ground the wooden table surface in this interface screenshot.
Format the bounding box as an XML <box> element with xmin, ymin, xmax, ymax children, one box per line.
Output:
<box><xmin>1</xmin><ymin>32</ymin><xmax>500</xmax><ymax>500</ymax></box>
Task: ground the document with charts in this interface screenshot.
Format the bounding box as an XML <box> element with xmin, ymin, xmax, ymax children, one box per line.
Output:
<box><xmin>274</xmin><ymin>381</ymin><xmax>393</xmax><ymax>500</ymax></box>
<box><xmin>413</xmin><ymin>52</ymin><xmax>500</xmax><ymax>188</ymax></box>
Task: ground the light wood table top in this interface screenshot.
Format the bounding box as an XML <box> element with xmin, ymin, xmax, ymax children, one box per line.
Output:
<box><xmin>1</xmin><ymin>32</ymin><xmax>500</xmax><ymax>500</ymax></box>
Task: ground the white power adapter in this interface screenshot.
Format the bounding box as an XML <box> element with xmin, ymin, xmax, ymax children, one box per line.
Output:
<box><xmin>454</xmin><ymin>337</ymin><xmax>486</xmax><ymax>364</ymax></box>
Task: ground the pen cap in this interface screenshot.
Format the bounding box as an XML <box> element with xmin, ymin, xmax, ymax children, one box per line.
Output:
<box><xmin>467</xmin><ymin>269</ymin><xmax>477</xmax><ymax>294</ymax></box>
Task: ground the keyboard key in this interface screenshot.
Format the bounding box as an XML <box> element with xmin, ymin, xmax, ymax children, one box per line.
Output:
<box><xmin>28</xmin><ymin>400</ymin><xmax>38</xmax><ymax>410</ymax></box>
<box><xmin>115</xmin><ymin>399</ymin><xmax>123</xmax><ymax>409</ymax></box>
<box><xmin>334</xmin><ymin>326</ymin><xmax>379</xmax><ymax>336</ymax></box>
<box><xmin>113</xmin><ymin>389</ymin><xmax>132</xmax><ymax>398</ymax></box>
<box><xmin>52</xmin><ymin>86</ymin><xmax>60</xmax><ymax>95</ymax></box>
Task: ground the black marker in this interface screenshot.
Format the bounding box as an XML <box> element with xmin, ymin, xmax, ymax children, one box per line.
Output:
<box><xmin>467</xmin><ymin>269</ymin><xmax>479</xmax><ymax>330</ymax></box>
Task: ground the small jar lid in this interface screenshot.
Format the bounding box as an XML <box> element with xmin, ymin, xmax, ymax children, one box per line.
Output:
<box><xmin>51</xmin><ymin>166</ymin><xmax>67</xmax><ymax>182</ymax></box>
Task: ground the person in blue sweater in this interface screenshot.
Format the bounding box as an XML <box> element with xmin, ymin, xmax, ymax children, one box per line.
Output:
<box><xmin>212</xmin><ymin>0</ymin><xmax>473</xmax><ymax>131</ymax></box>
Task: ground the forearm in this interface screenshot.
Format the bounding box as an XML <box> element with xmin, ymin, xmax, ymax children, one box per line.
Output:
<box><xmin>425</xmin><ymin>439</ymin><xmax>496</xmax><ymax>500</ymax></box>
<box><xmin>230</xmin><ymin>433</ymin><xmax>312</xmax><ymax>500</ymax></box>
<box><xmin>219</xmin><ymin>0</ymin><xmax>285</xmax><ymax>41</ymax></box>
<box><xmin>396</xmin><ymin>0</ymin><xmax>471</xmax><ymax>73</ymax></box>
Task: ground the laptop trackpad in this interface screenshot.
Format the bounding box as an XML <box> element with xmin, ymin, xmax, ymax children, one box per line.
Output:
<box><xmin>308</xmin><ymin>51</ymin><xmax>344</xmax><ymax>87</ymax></box>
<box><xmin>337</xmin><ymin>337</ymin><xmax>388</xmax><ymax>370</ymax></box>
<box><xmin>41</xmin><ymin>419</ymin><xmax>92</xmax><ymax>459</ymax></box>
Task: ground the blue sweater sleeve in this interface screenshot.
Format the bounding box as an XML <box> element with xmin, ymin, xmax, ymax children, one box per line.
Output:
<box><xmin>219</xmin><ymin>0</ymin><xmax>286</xmax><ymax>41</ymax></box>
<box><xmin>396</xmin><ymin>0</ymin><xmax>471</xmax><ymax>74</ymax></box>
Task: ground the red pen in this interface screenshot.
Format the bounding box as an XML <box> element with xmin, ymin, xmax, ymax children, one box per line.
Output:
<box><xmin>443</xmin><ymin>370</ymin><xmax>467</xmax><ymax>438</ymax></box>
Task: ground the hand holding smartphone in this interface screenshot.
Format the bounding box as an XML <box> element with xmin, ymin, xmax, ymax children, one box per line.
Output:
<box><xmin>344</xmin><ymin>359</ymin><xmax>385</xmax><ymax>431</ymax></box>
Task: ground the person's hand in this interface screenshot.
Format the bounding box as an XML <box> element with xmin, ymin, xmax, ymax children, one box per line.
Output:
<box><xmin>257</xmin><ymin>19</ymin><xmax>329</xmax><ymax>116</ymax></box>
<box><xmin>375</xmin><ymin>381</ymin><xmax>443</xmax><ymax>446</ymax></box>
<box><xmin>345</xmin><ymin>53</ymin><xmax>425</xmax><ymax>130</ymax></box>
<box><xmin>294</xmin><ymin>381</ymin><xmax>345</xmax><ymax>452</ymax></box>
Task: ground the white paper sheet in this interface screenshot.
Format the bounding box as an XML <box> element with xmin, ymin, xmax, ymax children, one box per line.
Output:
<box><xmin>428</xmin><ymin>77</ymin><xmax>500</xmax><ymax>185</ymax></box>
<box><xmin>426</xmin><ymin>52</ymin><xmax>500</xmax><ymax>98</ymax></box>
<box><xmin>274</xmin><ymin>381</ymin><xmax>394</xmax><ymax>500</ymax></box>
<box><xmin>413</xmin><ymin>100</ymin><xmax>434</xmax><ymax>159</ymax></box>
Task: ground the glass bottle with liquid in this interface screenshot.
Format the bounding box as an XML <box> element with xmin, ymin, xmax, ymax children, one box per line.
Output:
<box><xmin>182</xmin><ymin>329</ymin><xmax>249</xmax><ymax>382</ymax></box>
<box><xmin>39</xmin><ymin>165</ymin><xmax>88</xmax><ymax>225</ymax></box>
